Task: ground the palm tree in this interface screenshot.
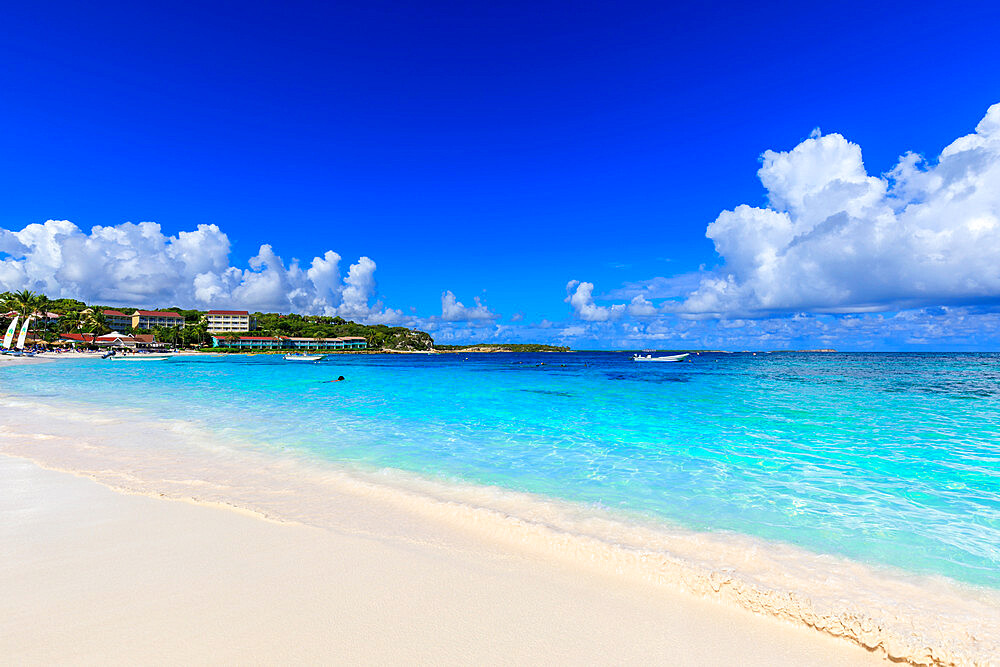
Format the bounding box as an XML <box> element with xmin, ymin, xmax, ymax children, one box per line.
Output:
<box><xmin>168</xmin><ymin>323</ymin><xmax>180</xmax><ymax>350</ymax></box>
<box><xmin>35</xmin><ymin>293</ymin><xmax>50</xmax><ymax>317</ymax></box>
<box><xmin>4</xmin><ymin>290</ymin><xmax>42</xmax><ymax>347</ymax></box>
<box><xmin>150</xmin><ymin>325</ymin><xmax>168</xmax><ymax>347</ymax></box>
<box><xmin>81</xmin><ymin>309</ymin><xmax>110</xmax><ymax>346</ymax></box>
<box><xmin>4</xmin><ymin>290</ymin><xmax>40</xmax><ymax>319</ymax></box>
<box><xmin>58</xmin><ymin>311</ymin><xmax>83</xmax><ymax>334</ymax></box>
<box><xmin>33</xmin><ymin>295</ymin><xmax>54</xmax><ymax>333</ymax></box>
<box><xmin>187</xmin><ymin>320</ymin><xmax>208</xmax><ymax>347</ymax></box>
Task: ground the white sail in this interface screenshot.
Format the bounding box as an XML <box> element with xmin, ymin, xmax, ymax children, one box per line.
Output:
<box><xmin>15</xmin><ymin>316</ymin><xmax>32</xmax><ymax>350</ymax></box>
<box><xmin>2</xmin><ymin>315</ymin><xmax>18</xmax><ymax>349</ymax></box>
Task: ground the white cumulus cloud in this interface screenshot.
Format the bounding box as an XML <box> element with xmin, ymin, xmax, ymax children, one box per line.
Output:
<box><xmin>565</xmin><ymin>280</ymin><xmax>625</xmax><ymax>321</ymax></box>
<box><xmin>440</xmin><ymin>290</ymin><xmax>498</xmax><ymax>322</ymax></box>
<box><xmin>683</xmin><ymin>102</ymin><xmax>1000</xmax><ymax>315</ymax></box>
<box><xmin>0</xmin><ymin>219</ymin><xmax>398</xmax><ymax>321</ymax></box>
<box><xmin>626</xmin><ymin>294</ymin><xmax>659</xmax><ymax>317</ymax></box>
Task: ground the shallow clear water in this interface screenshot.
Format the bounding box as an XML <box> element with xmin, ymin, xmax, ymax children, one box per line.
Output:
<box><xmin>3</xmin><ymin>352</ymin><xmax>999</xmax><ymax>588</ymax></box>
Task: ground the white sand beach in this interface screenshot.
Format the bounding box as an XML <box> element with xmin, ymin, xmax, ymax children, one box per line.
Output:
<box><xmin>3</xmin><ymin>355</ymin><xmax>997</xmax><ymax>664</ymax></box>
<box><xmin>0</xmin><ymin>452</ymin><xmax>884</xmax><ymax>665</ymax></box>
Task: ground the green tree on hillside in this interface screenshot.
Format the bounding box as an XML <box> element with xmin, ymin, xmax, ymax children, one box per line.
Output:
<box><xmin>183</xmin><ymin>320</ymin><xmax>208</xmax><ymax>347</ymax></box>
<box><xmin>4</xmin><ymin>290</ymin><xmax>41</xmax><ymax>319</ymax></box>
<box><xmin>58</xmin><ymin>310</ymin><xmax>83</xmax><ymax>334</ymax></box>
<box><xmin>48</xmin><ymin>297</ymin><xmax>87</xmax><ymax>312</ymax></box>
<box><xmin>151</xmin><ymin>325</ymin><xmax>183</xmax><ymax>349</ymax></box>
<box><xmin>3</xmin><ymin>290</ymin><xmax>47</xmax><ymax>344</ymax></box>
<box><xmin>81</xmin><ymin>309</ymin><xmax>110</xmax><ymax>342</ymax></box>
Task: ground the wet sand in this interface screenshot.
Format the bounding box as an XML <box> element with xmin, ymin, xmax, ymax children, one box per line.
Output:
<box><xmin>0</xmin><ymin>455</ymin><xmax>883</xmax><ymax>665</ymax></box>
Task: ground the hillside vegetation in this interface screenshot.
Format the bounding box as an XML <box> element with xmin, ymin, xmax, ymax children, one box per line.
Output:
<box><xmin>252</xmin><ymin>313</ymin><xmax>434</xmax><ymax>351</ymax></box>
<box><xmin>0</xmin><ymin>290</ymin><xmax>435</xmax><ymax>351</ymax></box>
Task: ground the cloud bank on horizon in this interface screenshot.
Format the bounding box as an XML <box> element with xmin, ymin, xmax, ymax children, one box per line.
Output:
<box><xmin>0</xmin><ymin>218</ymin><xmax>504</xmax><ymax>336</ymax></box>
<box><xmin>0</xmin><ymin>219</ymin><xmax>408</xmax><ymax>322</ymax></box>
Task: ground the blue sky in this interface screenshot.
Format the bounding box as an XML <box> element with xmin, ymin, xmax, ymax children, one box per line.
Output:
<box><xmin>2</xmin><ymin>1</ymin><xmax>1000</xmax><ymax>349</ymax></box>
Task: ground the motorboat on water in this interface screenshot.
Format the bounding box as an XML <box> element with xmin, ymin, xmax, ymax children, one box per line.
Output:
<box><xmin>632</xmin><ymin>352</ymin><xmax>690</xmax><ymax>362</ymax></box>
<box><xmin>108</xmin><ymin>353</ymin><xmax>171</xmax><ymax>361</ymax></box>
<box><xmin>284</xmin><ymin>354</ymin><xmax>324</xmax><ymax>361</ymax></box>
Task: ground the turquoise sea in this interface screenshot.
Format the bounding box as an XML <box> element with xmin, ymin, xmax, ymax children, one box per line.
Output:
<box><xmin>2</xmin><ymin>351</ymin><xmax>999</xmax><ymax>590</ymax></box>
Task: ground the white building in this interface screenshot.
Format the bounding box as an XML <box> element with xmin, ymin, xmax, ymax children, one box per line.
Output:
<box><xmin>102</xmin><ymin>310</ymin><xmax>132</xmax><ymax>330</ymax></box>
<box><xmin>204</xmin><ymin>310</ymin><xmax>255</xmax><ymax>333</ymax></box>
<box><xmin>132</xmin><ymin>310</ymin><xmax>185</xmax><ymax>330</ymax></box>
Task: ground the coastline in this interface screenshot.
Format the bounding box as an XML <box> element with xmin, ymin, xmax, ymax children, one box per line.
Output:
<box><xmin>0</xmin><ymin>454</ymin><xmax>881</xmax><ymax>665</ymax></box>
<box><xmin>1</xmin><ymin>357</ymin><xmax>997</xmax><ymax>664</ymax></box>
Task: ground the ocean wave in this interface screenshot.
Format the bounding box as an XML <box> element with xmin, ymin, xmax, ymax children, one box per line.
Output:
<box><xmin>0</xmin><ymin>392</ymin><xmax>997</xmax><ymax>665</ymax></box>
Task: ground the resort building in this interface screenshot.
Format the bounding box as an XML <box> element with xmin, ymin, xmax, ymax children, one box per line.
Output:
<box><xmin>58</xmin><ymin>333</ymin><xmax>164</xmax><ymax>350</ymax></box>
<box><xmin>2</xmin><ymin>310</ymin><xmax>62</xmax><ymax>324</ymax></box>
<box><xmin>132</xmin><ymin>310</ymin><xmax>185</xmax><ymax>330</ymax></box>
<box><xmin>204</xmin><ymin>310</ymin><xmax>255</xmax><ymax>333</ymax></box>
<box><xmin>286</xmin><ymin>336</ymin><xmax>367</xmax><ymax>350</ymax></box>
<box><xmin>211</xmin><ymin>335</ymin><xmax>367</xmax><ymax>351</ymax></box>
<box><xmin>210</xmin><ymin>335</ymin><xmax>288</xmax><ymax>350</ymax></box>
<box><xmin>102</xmin><ymin>310</ymin><xmax>132</xmax><ymax>330</ymax></box>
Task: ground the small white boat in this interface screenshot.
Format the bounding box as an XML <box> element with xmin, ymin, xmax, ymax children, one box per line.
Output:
<box><xmin>109</xmin><ymin>354</ymin><xmax>171</xmax><ymax>361</ymax></box>
<box><xmin>284</xmin><ymin>354</ymin><xmax>324</xmax><ymax>361</ymax></box>
<box><xmin>632</xmin><ymin>353</ymin><xmax>689</xmax><ymax>362</ymax></box>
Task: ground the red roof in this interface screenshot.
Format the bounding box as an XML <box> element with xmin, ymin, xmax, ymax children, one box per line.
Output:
<box><xmin>206</xmin><ymin>310</ymin><xmax>249</xmax><ymax>315</ymax></box>
<box><xmin>60</xmin><ymin>333</ymin><xmax>128</xmax><ymax>342</ymax></box>
<box><xmin>59</xmin><ymin>332</ymin><xmax>158</xmax><ymax>343</ymax></box>
<box><xmin>133</xmin><ymin>310</ymin><xmax>182</xmax><ymax>318</ymax></box>
<box><xmin>59</xmin><ymin>333</ymin><xmax>96</xmax><ymax>342</ymax></box>
<box><xmin>3</xmin><ymin>311</ymin><xmax>61</xmax><ymax>319</ymax></box>
<box><xmin>102</xmin><ymin>310</ymin><xmax>128</xmax><ymax>317</ymax></box>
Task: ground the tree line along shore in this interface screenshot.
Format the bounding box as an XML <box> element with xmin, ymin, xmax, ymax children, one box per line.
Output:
<box><xmin>1</xmin><ymin>290</ymin><xmax>569</xmax><ymax>353</ymax></box>
<box><xmin>1</xmin><ymin>290</ymin><xmax>434</xmax><ymax>351</ymax></box>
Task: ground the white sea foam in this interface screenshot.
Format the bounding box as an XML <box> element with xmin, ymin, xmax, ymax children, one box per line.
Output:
<box><xmin>0</xmin><ymin>392</ymin><xmax>997</xmax><ymax>665</ymax></box>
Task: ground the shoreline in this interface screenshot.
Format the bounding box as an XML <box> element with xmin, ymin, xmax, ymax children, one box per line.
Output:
<box><xmin>1</xmin><ymin>358</ymin><xmax>997</xmax><ymax>664</ymax></box>
<box><xmin>0</xmin><ymin>454</ymin><xmax>882</xmax><ymax>665</ymax></box>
